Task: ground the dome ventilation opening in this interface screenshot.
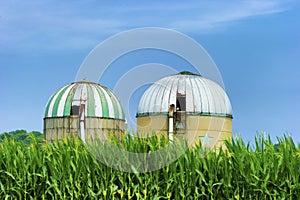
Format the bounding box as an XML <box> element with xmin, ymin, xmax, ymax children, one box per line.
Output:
<box><xmin>179</xmin><ymin>71</ymin><xmax>197</xmax><ymax>75</ymax></box>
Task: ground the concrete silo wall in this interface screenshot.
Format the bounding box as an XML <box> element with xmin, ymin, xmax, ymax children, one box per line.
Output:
<box><xmin>44</xmin><ymin>117</ymin><xmax>126</xmax><ymax>141</ymax></box>
<box><xmin>185</xmin><ymin>116</ymin><xmax>232</xmax><ymax>147</ymax></box>
<box><xmin>137</xmin><ymin>115</ymin><xmax>168</xmax><ymax>138</ymax></box>
<box><xmin>137</xmin><ymin>115</ymin><xmax>232</xmax><ymax>147</ymax></box>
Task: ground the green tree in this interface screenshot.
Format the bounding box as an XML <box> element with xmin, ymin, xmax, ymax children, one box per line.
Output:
<box><xmin>0</xmin><ymin>129</ymin><xmax>44</xmax><ymax>144</ymax></box>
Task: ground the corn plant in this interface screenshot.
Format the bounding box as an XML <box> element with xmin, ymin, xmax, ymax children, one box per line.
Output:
<box><xmin>0</xmin><ymin>133</ymin><xmax>300</xmax><ymax>199</ymax></box>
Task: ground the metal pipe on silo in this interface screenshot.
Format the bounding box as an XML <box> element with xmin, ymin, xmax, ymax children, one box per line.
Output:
<box><xmin>80</xmin><ymin>104</ymin><xmax>85</xmax><ymax>143</ymax></box>
<box><xmin>168</xmin><ymin>104</ymin><xmax>175</xmax><ymax>142</ymax></box>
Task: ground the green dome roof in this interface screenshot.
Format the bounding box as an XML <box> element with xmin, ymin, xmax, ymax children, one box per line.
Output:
<box><xmin>44</xmin><ymin>81</ymin><xmax>125</xmax><ymax>120</ymax></box>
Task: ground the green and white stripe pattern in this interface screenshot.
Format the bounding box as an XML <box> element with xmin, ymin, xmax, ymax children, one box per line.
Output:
<box><xmin>44</xmin><ymin>81</ymin><xmax>125</xmax><ymax>120</ymax></box>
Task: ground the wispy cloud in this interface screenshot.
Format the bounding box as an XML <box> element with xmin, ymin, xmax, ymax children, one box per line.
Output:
<box><xmin>170</xmin><ymin>1</ymin><xmax>291</xmax><ymax>31</ymax></box>
<box><xmin>0</xmin><ymin>0</ymin><xmax>296</xmax><ymax>52</ymax></box>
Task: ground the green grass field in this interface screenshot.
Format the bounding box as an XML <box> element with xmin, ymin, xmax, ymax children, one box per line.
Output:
<box><xmin>0</xmin><ymin>132</ymin><xmax>299</xmax><ymax>199</ymax></box>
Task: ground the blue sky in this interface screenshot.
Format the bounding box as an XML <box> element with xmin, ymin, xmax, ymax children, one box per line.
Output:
<box><xmin>0</xmin><ymin>1</ymin><xmax>299</xmax><ymax>143</ymax></box>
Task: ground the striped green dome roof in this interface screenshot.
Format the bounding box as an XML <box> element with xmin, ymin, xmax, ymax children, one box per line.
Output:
<box><xmin>44</xmin><ymin>81</ymin><xmax>125</xmax><ymax>120</ymax></box>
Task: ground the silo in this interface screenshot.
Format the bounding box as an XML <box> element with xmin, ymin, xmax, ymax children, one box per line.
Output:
<box><xmin>136</xmin><ymin>71</ymin><xmax>232</xmax><ymax>147</ymax></box>
<box><xmin>44</xmin><ymin>80</ymin><xmax>126</xmax><ymax>141</ymax></box>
